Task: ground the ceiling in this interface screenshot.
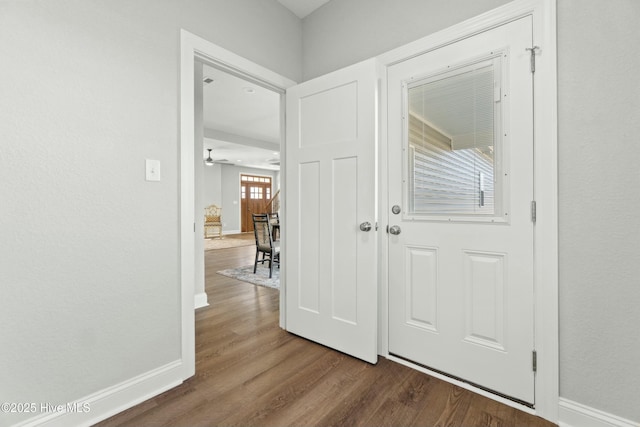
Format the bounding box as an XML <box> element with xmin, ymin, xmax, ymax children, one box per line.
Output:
<box><xmin>277</xmin><ymin>0</ymin><xmax>332</xmax><ymax>18</ymax></box>
<box><xmin>202</xmin><ymin>64</ymin><xmax>281</xmax><ymax>171</ymax></box>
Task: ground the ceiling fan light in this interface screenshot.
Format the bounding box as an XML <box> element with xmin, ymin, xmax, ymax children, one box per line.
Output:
<box><xmin>205</xmin><ymin>148</ymin><xmax>214</xmax><ymax>166</ymax></box>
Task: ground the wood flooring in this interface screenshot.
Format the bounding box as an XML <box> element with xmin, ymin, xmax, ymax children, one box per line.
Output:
<box><xmin>96</xmin><ymin>242</ymin><xmax>556</xmax><ymax>427</ymax></box>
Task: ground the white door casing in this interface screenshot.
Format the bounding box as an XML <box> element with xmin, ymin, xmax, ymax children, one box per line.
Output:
<box><xmin>285</xmin><ymin>59</ymin><xmax>379</xmax><ymax>364</ymax></box>
<box><xmin>180</xmin><ymin>30</ymin><xmax>296</xmax><ymax>379</ymax></box>
<box><xmin>387</xmin><ymin>17</ymin><xmax>536</xmax><ymax>404</ymax></box>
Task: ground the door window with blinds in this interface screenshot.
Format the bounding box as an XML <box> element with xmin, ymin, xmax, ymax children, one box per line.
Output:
<box><xmin>404</xmin><ymin>54</ymin><xmax>507</xmax><ymax>222</ymax></box>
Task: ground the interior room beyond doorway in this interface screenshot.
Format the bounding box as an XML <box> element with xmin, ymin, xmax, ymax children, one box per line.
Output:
<box><xmin>199</xmin><ymin>62</ymin><xmax>282</xmax><ymax>237</ymax></box>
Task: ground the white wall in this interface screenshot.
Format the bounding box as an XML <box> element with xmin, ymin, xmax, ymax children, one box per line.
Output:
<box><xmin>0</xmin><ymin>0</ymin><xmax>300</xmax><ymax>425</ymax></box>
<box><xmin>302</xmin><ymin>0</ymin><xmax>640</xmax><ymax>422</ymax></box>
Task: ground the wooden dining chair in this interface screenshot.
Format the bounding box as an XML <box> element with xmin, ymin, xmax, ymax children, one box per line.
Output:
<box><xmin>252</xmin><ymin>213</ymin><xmax>280</xmax><ymax>278</ymax></box>
<box><xmin>268</xmin><ymin>212</ymin><xmax>280</xmax><ymax>241</ymax></box>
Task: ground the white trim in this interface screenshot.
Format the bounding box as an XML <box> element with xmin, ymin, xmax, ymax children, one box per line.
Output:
<box><xmin>182</xmin><ymin>30</ymin><xmax>296</xmax><ymax>91</ymax></box>
<box><xmin>180</xmin><ymin>30</ymin><xmax>296</xmax><ymax>381</ymax></box>
<box><xmin>194</xmin><ymin>292</ymin><xmax>209</xmax><ymax>309</ymax></box>
<box><xmin>559</xmin><ymin>398</ymin><xmax>640</xmax><ymax>427</ymax></box>
<box><xmin>179</xmin><ymin>29</ymin><xmax>197</xmax><ymax>381</ymax></box>
<box><xmin>221</xmin><ymin>229</ymin><xmax>242</xmax><ymax>235</ymax></box>
<box><xmin>14</xmin><ymin>361</ymin><xmax>183</xmax><ymax>427</ymax></box>
<box><xmin>530</xmin><ymin>0</ymin><xmax>559</xmax><ymax>421</ymax></box>
<box><xmin>377</xmin><ymin>0</ymin><xmax>558</xmax><ymax>422</ymax></box>
<box><xmin>378</xmin><ymin>0</ymin><xmax>547</xmax><ymax>66</ymax></box>
<box><xmin>277</xmin><ymin>91</ymin><xmax>288</xmax><ymax>329</ymax></box>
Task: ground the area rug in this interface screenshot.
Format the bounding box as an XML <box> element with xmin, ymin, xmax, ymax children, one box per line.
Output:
<box><xmin>216</xmin><ymin>264</ymin><xmax>280</xmax><ymax>289</ymax></box>
<box><xmin>204</xmin><ymin>237</ymin><xmax>254</xmax><ymax>250</ymax></box>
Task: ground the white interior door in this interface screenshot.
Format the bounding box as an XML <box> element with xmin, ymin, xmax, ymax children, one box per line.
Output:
<box><xmin>388</xmin><ymin>17</ymin><xmax>536</xmax><ymax>403</ymax></box>
<box><xmin>285</xmin><ymin>59</ymin><xmax>378</xmax><ymax>364</ymax></box>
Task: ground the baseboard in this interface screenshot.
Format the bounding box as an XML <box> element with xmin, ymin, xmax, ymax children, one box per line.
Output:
<box><xmin>15</xmin><ymin>360</ymin><xmax>184</xmax><ymax>427</ymax></box>
<box><xmin>194</xmin><ymin>292</ymin><xmax>209</xmax><ymax>309</ymax></box>
<box><xmin>222</xmin><ymin>229</ymin><xmax>241</xmax><ymax>235</ymax></box>
<box><xmin>559</xmin><ymin>398</ymin><xmax>639</xmax><ymax>427</ymax></box>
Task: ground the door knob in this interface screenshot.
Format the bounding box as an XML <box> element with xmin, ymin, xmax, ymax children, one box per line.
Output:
<box><xmin>389</xmin><ymin>225</ymin><xmax>401</xmax><ymax>235</ymax></box>
<box><xmin>360</xmin><ymin>221</ymin><xmax>372</xmax><ymax>232</ymax></box>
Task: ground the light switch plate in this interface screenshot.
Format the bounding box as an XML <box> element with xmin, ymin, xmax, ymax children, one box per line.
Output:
<box><xmin>146</xmin><ymin>159</ymin><xmax>161</xmax><ymax>181</ymax></box>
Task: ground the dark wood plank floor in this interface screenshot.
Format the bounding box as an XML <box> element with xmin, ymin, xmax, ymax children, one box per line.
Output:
<box><xmin>96</xmin><ymin>240</ymin><xmax>556</xmax><ymax>427</ymax></box>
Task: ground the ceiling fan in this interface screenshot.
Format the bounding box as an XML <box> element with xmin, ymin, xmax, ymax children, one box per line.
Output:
<box><xmin>204</xmin><ymin>148</ymin><xmax>231</xmax><ymax>166</ymax></box>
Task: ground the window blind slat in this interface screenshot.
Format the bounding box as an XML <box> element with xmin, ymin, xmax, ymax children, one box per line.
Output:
<box><xmin>407</xmin><ymin>61</ymin><xmax>498</xmax><ymax>215</ymax></box>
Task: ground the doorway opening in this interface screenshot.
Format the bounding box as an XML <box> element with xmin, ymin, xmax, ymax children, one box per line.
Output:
<box><xmin>180</xmin><ymin>29</ymin><xmax>296</xmax><ymax>381</ymax></box>
<box><xmin>196</xmin><ymin>60</ymin><xmax>284</xmax><ymax>307</ymax></box>
<box><xmin>198</xmin><ymin>61</ymin><xmax>282</xmax><ymax>236</ymax></box>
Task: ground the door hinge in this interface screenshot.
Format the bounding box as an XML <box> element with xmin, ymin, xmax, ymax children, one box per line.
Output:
<box><xmin>194</xmin><ymin>222</ymin><xmax>196</xmax><ymax>232</ymax></box>
<box><xmin>526</xmin><ymin>46</ymin><xmax>540</xmax><ymax>73</ymax></box>
<box><xmin>532</xmin><ymin>350</ymin><xmax>538</xmax><ymax>372</ymax></box>
<box><xmin>531</xmin><ymin>201</ymin><xmax>537</xmax><ymax>223</ymax></box>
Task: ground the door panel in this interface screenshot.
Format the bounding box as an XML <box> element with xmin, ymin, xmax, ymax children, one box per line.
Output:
<box><xmin>286</xmin><ymin>59</ymin><xmax>378</xmax><ymax>364</ymax></box>
<box><xmin>388</xmin><ymin>17</ymin><xmax>535</xmax><ymax>403</ymax></box>
<box><xmin>405</xmin><ymin>246</ymin><xmax>438</xmax><ymax>332</ymax></box>
<box><xmin>463</xmin><ymin>250</ymin><xmax>506</xmax><ymax>351</ymax></box>
<box><xmin>298</xmin><ymin>162</ymin><xmax>321</xmax><ymax>313</ymax></box>
<box><xmin>299</xmin><ymin>81</ymin><xmax>357</xmax><ymax>147</ymax></box>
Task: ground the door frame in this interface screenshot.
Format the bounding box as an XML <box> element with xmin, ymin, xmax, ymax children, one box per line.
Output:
<box><xmin>179</xmin><ymin>30</ymin><xmax>296</xmax><ymax>380</ymax></box>
<box><xmin>377</xmin><ymin>0</ymin><xmax>558</xmax><ymax>422</ymax></box>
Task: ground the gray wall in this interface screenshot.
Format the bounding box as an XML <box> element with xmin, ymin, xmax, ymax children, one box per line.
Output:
<box><xmin>204</xmin><ymin>163</ymin><xmax>224</xmax><ymax>211</ymax></box>
<box><xmin>0</xmin><ymin>0</ymin><xmax>300</xmax><ymax>425</ymax></box>
<box><xmin>557</xmin><ymin>0</ymin><xmax>640</xmax><ymax>420</ymax></box>
<box><xmin>3</xmin><ymin>0</ymin><xmax>638</xmax><ymax>424</ymax></box>
<box><xmin>303</xmin><ymin>0</ymin><xmax>509</xmax><ymax>80</ymax></box>
<box><xmin>302</xmin><ymin>0</ymin><xmax>640</xmax><ymax>421</ymax></box>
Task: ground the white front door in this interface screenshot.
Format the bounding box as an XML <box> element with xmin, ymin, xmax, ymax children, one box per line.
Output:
<box><xmin>285</xmin><ymin>59</ymin><xmax>378</xmax><ymax>364</ymax></box>
<box><xmin>388</xmin><ymin>17</ymin><xmax>536</xmax><ymax>403</ymax></box>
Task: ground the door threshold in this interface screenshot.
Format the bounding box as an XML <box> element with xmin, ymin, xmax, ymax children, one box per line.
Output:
<box><xmin>386</xmin><ymin>353</ymin><xmax>536</xmax><ymax>413</ymax></box>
